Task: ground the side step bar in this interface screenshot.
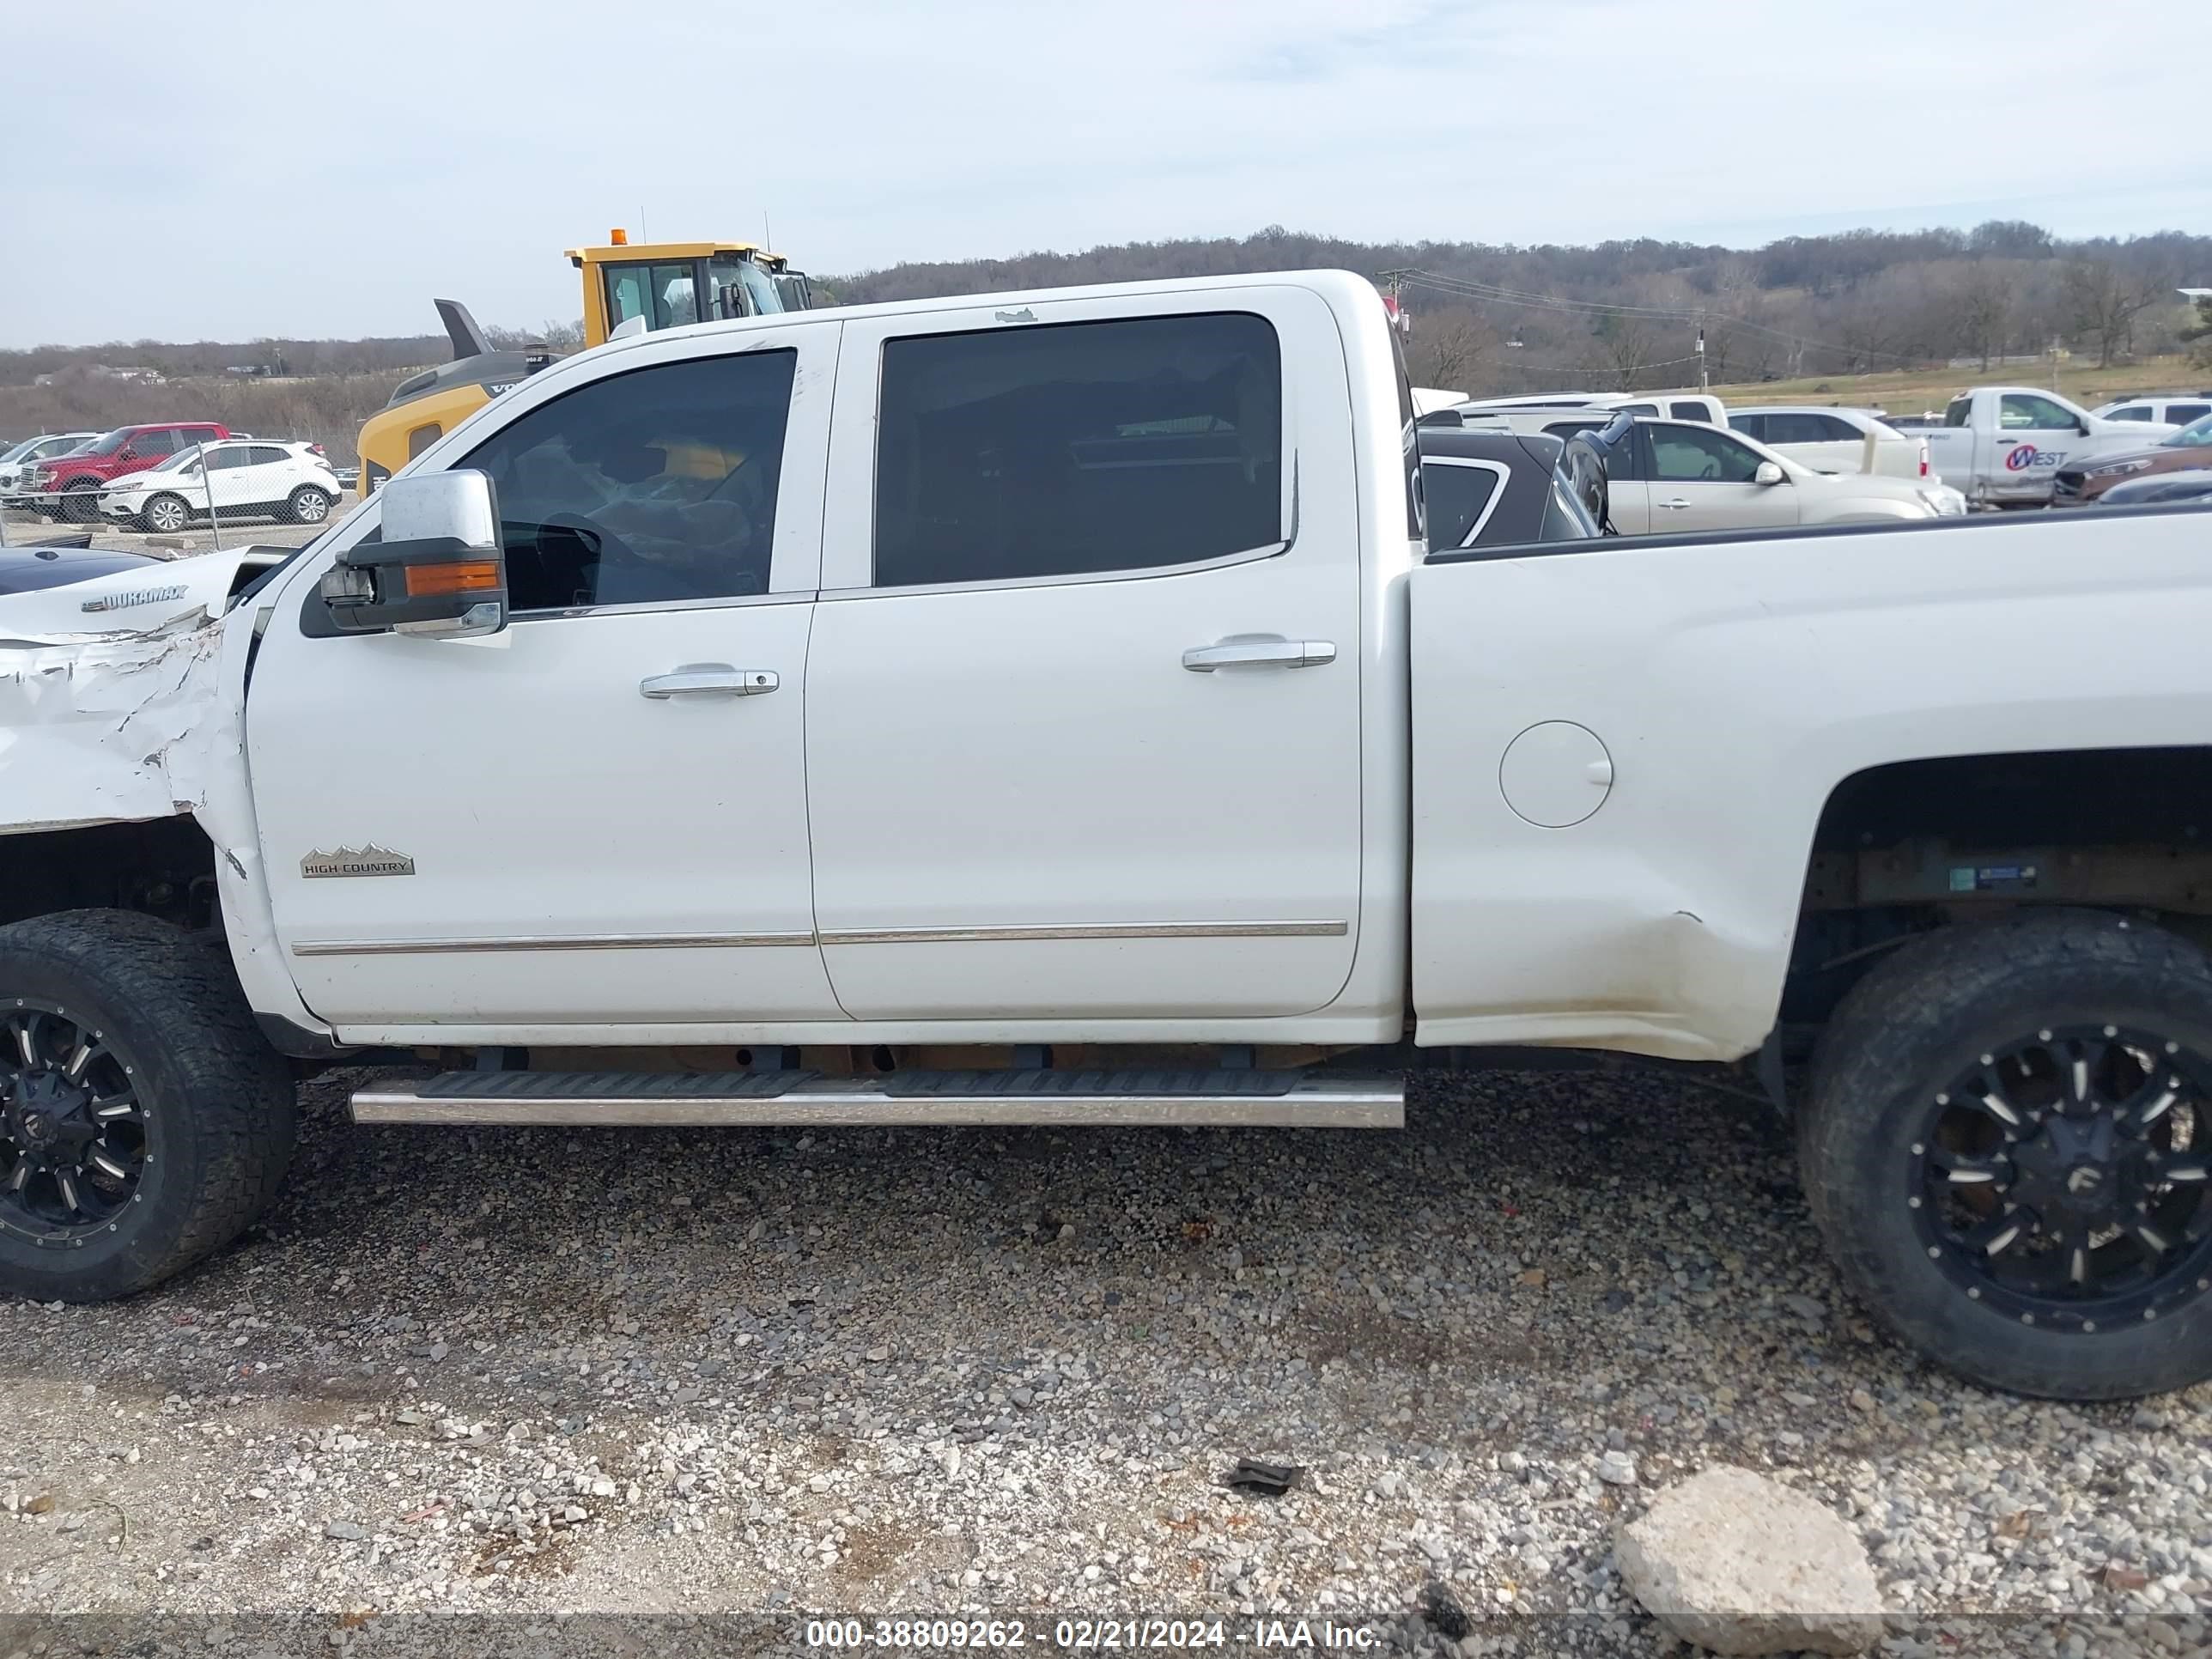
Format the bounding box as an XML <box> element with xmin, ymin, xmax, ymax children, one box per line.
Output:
<box><xmin>349</xmin><ymin>1067</ymin><xmax>1403</xmax><ymax>1129</ymax></box>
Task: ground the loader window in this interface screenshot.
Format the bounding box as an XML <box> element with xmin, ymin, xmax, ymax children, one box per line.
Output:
<box><xmin>602</xmin><ymin>261</ymin><xmax>704</xmax><ymax>332</ymax></box>
<box><xmin>872</xmin><ymin>312</ymin><xmax>1284</xmax><ymax>588</ymax></box>
<box><xmin>457</xmin><ymin>350</ymin><xmax>797</xmax><ymax>613</ymax></box>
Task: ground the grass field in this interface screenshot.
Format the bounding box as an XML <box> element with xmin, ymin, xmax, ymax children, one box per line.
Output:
<box><xmin>1705</xmin><ymin>354</ymin><xmax>2207</xmax><ymax>417</ymax></box>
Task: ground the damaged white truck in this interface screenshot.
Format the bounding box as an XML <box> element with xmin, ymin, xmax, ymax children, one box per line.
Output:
<box><xmin>4</xmin><ymin>271</ymin><xmax>2211</xmax><ymax>1403</ymax></box>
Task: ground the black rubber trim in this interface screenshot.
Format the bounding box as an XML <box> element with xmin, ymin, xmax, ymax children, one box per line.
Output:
<box><xmin>1422</xmin><ymin>495</ymin><xmax>2212</xmax><ymax>565</ymax></box>
<box><xmin>879</xmin><ymin>1069</ymin><xmax>1300</xmax><ymax>1098</ymax></box>
<box><xmin>416</xmin><ymin>1070</ymin><xmax>816</xmax><ymax>1100</ymax></box>
<box><xmin>253</xmin><ymin>1012</ymin><xmax>355</xmax><ymax>1060</ymax></box>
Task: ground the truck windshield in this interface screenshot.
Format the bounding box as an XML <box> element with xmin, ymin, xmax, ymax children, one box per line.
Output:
<box><xmin>708</xmin><ymin>256</ymin><xmax>784</xmax><ymax>319</ymax></box>
<box><xmin>84</xmin><ymin>429</ymin><xmax>134</xmax><ymax>455</ymax></box>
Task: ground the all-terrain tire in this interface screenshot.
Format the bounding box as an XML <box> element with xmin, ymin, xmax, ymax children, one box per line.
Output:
<box><xmin>1802</xmin><ymin>908</ymin><xmax>2212</xmax><ymax>1400</ymax></box>
<box><xmin>0</xmin><ymin>910</ymin><xmax>295</xmax><ymax>1303</ymax></box>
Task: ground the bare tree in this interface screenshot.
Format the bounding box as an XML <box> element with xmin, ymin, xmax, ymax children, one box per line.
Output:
<box><xmin>2063</xmin><ymin>259</ymin><xmax>2166</xmax><ymax>368</ymax></box>
<box><xmin>1595</xmin><ymin>313</ymin><xmax>1662</xmax><ymax>390</ymax></box>
<box><xmin>1947</xmin><ymin>262</ymin><xmax>2014</xmax><ymax>370</ymax></box>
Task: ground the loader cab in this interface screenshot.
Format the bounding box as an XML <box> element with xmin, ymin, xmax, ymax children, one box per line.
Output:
<box><xmin>570</xmin><ymin>237</ymin><xmax>791</xmax><ymax>347</ymax></box>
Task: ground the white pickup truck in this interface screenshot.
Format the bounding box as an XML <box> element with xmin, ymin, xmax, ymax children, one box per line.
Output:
<box><xmin>5</xmin><ymin>271</ymin><xmax>2212</xmax><ymax>1404</ymax></box>
<box><xmin>1905</xmin><ymin>386</ymin><xmax>2177</xmax><ymax>505</ymax></box>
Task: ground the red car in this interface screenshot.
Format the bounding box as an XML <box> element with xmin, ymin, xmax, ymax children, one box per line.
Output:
<box><xmin>24</xmin><ymin>422</ymin><xmax>231</xmax><ymax>522</ymax></box>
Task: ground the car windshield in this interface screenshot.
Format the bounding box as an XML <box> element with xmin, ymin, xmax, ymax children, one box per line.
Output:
<box><xmin>2161</xmin><ymin>414</ymin><xmax>2212</xmax><ymax>447</ymax></box>
<box><xmin>0</xmin><ymin>437</ymin><xmax>46</xmax><ymax>464</ymax></box>
<box><xmin>85</xmin><ymin>428</ymin><xmax>135</xmax><ymax>455</ymax></box>
<box><xmin>146</xmin><ymin>447</ymin><xmax>210</xmax><ymax>472</ymax></box>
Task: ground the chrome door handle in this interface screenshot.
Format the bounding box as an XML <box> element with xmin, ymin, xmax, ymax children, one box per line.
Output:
<box><xmin>1182</xmin><ymin>636</ymin><xmax>1336</xmax><ymax>672</ymax></box>
<box><xmin>1658</xmin><ymin>498</ymin><xmax>1690</xmax><ymax>509</ymax></box>
<box><xmin>639</xmin><ymin>664</ymin><xmax>778</xmax><ymax>699</ymax></box>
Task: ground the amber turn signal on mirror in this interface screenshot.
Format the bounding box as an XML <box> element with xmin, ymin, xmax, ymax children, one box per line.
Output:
<box><xmin>402</xmin><ymin>561</ymin><xmax>502</xmax><ymax>599</ymax></box>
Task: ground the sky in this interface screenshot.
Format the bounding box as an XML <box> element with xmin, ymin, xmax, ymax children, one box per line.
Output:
<box><xmin>3</xmin><ymin>0</ymin><xmax>2205</xmax><ymax>348</ymax></box>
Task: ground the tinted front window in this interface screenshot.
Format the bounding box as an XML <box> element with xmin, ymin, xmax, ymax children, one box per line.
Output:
<box><xmin>1650</xmin><ymin>424</ymin><xmax>1764</xmax><ymax>483</ymax></box>
<box><xmin>202</xmin><ymin>448</ymin><xmax>249</xmax><ymax>471</ymax></box>
<box><xmin>2109</xmin><ymin>407</ymin><xmax>2151</xmax><ymax>422</ymax></box>
<box><xmin>459</xmin><ymin>349</ymin><xmax>796</xmax><ymax>611</ymax></box>
<box><xmin>874</xmin><ymin>313</ymin><xmax>1283</xmax><ymax>588</ymax></box>
<box><xmin>2166</xmin><ymin>404</ymin><xmax>2210</xmax><ymax>427</ymax></box>
<box><xmin>128</xmin><ymin>429</ymin><xmax>179</xmax><ymax>457</ymax></box>
<box><xmin>1419</xmin><ymin>461</ymin><xmax>1501</xmax><ymax>550</ymax></box>
<box><xmin>2001</xmin><ymin>393</ymin><xmax>2075</xmax><ymax>430</ymax></box>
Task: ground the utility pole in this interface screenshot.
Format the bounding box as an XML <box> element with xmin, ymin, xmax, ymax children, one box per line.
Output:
<box><xmin>1697</xmin><ymin>316</ymin><xmax>1708</xmax><ymax>392</ymax></box>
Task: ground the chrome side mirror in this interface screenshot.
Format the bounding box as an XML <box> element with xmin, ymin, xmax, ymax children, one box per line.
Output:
<box><xmin>314</xmin><ymin>470</ymin><xmax>507</xmax><ymax>639</ymax></box>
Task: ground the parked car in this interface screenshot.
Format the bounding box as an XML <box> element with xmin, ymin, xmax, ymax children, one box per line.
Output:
<box><xmin>2053</xmin><ymin>412</ymin><xmax>2212</xmax><ymax>505</ymax></box>
<box><xmin>21</xmin><ymin>422</ymin><xmax>231</xmax><ymax>522</ymax></box>
<box><xmin>2097</xmin><ymin>468</ymin><xmax>2212</xmax><ymax>507</ymax></box>
<box><xmin>1461</xmin><ymin>389</ymin><xmax>1728</xmax><ymax>424</ymax></box>
<box><xmin>2093</xmin><ymin>395</ymin><xmax>2212</xmax><ymax>428</ymax></box>
<box><xmin>0</xmin><ymin>432</ymin><xmax>100</xmax><ymax>501</ymax></box>
<box><xmin>96</xmin><ymin>441</ymin><xmax>342</xmax><ymax>532</ymax></box>
<box><xmin>1728</xmin><ymin>406</ymin><xmax>1930</xmax><ymax>482</ymax></box>
<box><xmin>1415</xmin><ymin>426</ymin><xmax>1597</xmax><ymax>552</ymax></box>
<box><xmin>1451</xmin><ymin>405</ymin><xmax>1628</xmax><ymax>441</ymax></box>
<box><xmin>1564</xmin><ymin>413</ymin><xmax>1959</xmax><ymax>533</ymax></box>
<box><xmin>8</xmin><ymin>270</ymin><xmax>2212</xmax><ymax>1405</ymax></box>
<box><xmin>1906</xmin><ymin>388</ymin><xmax>2173</xmax><ymax>506</ymax></box>
<box><xmin>0</xmin><ymin>544</ymin><xmax>160</xmax><ymax>595</ymax></box>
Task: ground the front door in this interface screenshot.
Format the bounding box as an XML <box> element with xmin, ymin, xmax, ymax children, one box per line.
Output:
<box><xmin>1996</xmin><ymin>391</ymin><xmax>2084</xmax><ymax>490</ymax></box>
<box><xmin>804</xmin><ymin>292</ymin><xmax>1364</xmax><ymax>1020</ymax></box>
<box><xmin>1646</xmin><ymin>421</ymin><xmax>1798</xmax><ymax>532</ymax></box>
<box><xmin>246</xmin><ymin>324</ymin><xmax>845</xmax><ymax>1034</ymax></box>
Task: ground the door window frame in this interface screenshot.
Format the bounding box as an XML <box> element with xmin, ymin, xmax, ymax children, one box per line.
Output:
<box><xmin>817</xmin><ymin>292</ymin><xmax>1314</xmax><ymax>599</ymax></box>
<box><xmin>264</xmin><ymin>322</ymin><xmax>844</xmax><ymax>638</ymax></box>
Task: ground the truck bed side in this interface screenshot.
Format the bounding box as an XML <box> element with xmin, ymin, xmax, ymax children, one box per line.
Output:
<box><xmin>1408</xmin><ymin>506</ymin><xmax>2212</xmax><ymax>1060</ymax></box>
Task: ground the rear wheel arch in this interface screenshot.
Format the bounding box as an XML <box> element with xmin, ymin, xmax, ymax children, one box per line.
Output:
<box><xmin>1783</xmin><ymin>744</ymin><xmax>2212</xmax><ymax>1029</ymax></box>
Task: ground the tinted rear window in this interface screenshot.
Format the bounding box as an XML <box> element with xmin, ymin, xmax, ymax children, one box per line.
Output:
<box><xmin>874</xmin><ymin>313</ymin><xmax>1284</xmax><ymax>588</ymax></box>
<box><xmin>1419</xmin><ymin>461</ymin><xmax>1502</xmax><ymax>550</ymax></box>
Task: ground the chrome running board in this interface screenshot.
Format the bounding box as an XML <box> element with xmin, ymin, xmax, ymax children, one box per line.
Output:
<box><xmin>349</xmin><ymin>1068</ymin><xmax>1402</xmax><ymax>1129</ymax></box>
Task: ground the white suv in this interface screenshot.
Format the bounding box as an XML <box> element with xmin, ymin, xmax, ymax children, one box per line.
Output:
<box><xmin>2094</xmin><ymin>394</ymin><xmax>2212</xmax><ymax>428</ymax></box>
<box><xmin>97</xmin><ymin>441</ymin><xmax>343</xmax><ymax>533</ymax></box>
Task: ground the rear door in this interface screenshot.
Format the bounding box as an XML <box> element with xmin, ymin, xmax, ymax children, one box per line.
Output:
<box><xmin>805</xmin><ymin>290</ymin><xmax>1364</xmax><ymax>1020</ymax></box>
<box><xmin>1647</xmin><ymin>422</ymin><xmax>1796</xmax><ymax>532</ymax></box>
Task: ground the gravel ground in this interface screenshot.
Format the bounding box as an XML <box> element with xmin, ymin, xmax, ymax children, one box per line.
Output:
<box><xmin>2</xmin><ymin>1066</ymin><xmax>2207</xmax><ymax>1658</ymax></box>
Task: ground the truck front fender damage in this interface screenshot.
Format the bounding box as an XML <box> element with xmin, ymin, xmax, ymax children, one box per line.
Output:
<box><xmin>0</xmin><ymin>608</ymin><xmax>228</xmax><ymax>836</ymax></box>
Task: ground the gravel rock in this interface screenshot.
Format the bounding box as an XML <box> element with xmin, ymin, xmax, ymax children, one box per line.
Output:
<box><xmin>0</xmin><ymin>1063</ymin><xmax>2202</xmax><ymax>1656</ymax></box>
<box><xmin>1616</xmin><ymin>1465</ymin><xmax>1886</xmax><ymax>1656</ymax></box>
